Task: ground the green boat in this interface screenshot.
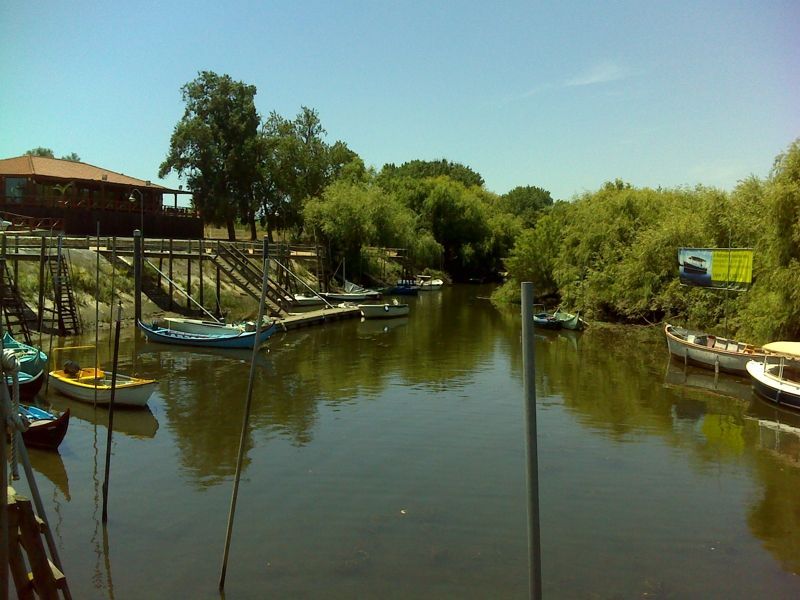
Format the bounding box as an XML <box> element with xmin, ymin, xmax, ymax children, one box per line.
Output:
<box><xmin>553</xmin><ymin>307</ymin><xmax>586</xmax><ymax>331</ymax></box>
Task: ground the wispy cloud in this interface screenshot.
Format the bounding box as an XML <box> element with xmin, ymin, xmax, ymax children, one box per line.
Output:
<box><xmin>514</xmin><ymin>61</ymin><xmax>631</xmax><ymax>101</ymax></box>
<box><xmin>565</xmin><ymin>61</ymin><xmax>629</xmax><ymax>87</ymax></box>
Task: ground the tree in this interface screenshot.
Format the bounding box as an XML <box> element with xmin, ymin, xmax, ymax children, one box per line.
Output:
<box><xmin>499</xmin><ymin>185</ymin><xmax>553</xmax><ymax>228</ymax></box>
<box><xmin>378</xmin><ymin>159</ymin><xmax>484</xmax><ymax>188</ymax></box>
<box><xmin>61</xmin><ymin>152</ymin><xmax>81</xmax><ymax>162</ymax></box>
<box><xmin>159</xmin><ymin>71</ymin><xmax>261</xmax><ymax>240</ymax></box>
<box><xmin>259</xmin><ymin>107</ymin><xmax>358</xmax><ymax>239</ymax></box>
<box><xmin>25</xmin><ymin>147</ymin><xmax>55</xmax><ymax>158</ymax></box>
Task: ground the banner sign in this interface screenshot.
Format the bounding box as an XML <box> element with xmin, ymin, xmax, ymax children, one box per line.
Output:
<box><xmin>678</xmin><ymin>248</ymin><xmax>753</xmax><ymax>290</ymax></box>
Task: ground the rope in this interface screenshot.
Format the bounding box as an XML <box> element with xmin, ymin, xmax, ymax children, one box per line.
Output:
<box><xmin>1</xmin><ymin>349</ymin><xmax>24</xmax><ymax>481</ymax></box>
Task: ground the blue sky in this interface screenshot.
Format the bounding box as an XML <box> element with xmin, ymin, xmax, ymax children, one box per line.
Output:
<box><xmin>1</xmin><ymin>1</ymin><xmax>798</xmax><ymax>201</ymax></box>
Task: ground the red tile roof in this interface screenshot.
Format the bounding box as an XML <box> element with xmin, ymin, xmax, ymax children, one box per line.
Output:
<box><xmin>0</xmin><ymin>155</ymin><xmax>180</xmax><ymax>192</ymax></box>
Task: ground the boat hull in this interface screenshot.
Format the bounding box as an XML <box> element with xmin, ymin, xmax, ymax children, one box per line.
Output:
<box><xmin>358</xmin><ymin>303</ymin><xmax>410</xmax><ymax>319</ymax></box>
<box><xmin>139</xmin><ymin>320</ymin><xmax>278</xmax><ymax>349</ymax></box>
<box><xmin>664</xmin><ymin>324</ymin><xmax>765</xmax><ymax>375</ymax></box>
<box><xmin>533</xmin><ymin>313</ymin><xmax>561</xmax><ymax>329</ymax></box>
<box><xmin>746</xmin><ymin>360</ymin><xmax>800</xmax><ymax>410</ymax></box>
<box><xmin>20</xmin><ymin>407</ymin><xmax>70</xmax><ymax>450</ymax></box>
<box><xmin>6</xmin><ymin>369</ymin><xmax>45</xmax><ymax>401</ymax></box>
<box><xmin>553</xmin><ymin>309</ymin><xmax>584</xmax><ymax>331</ymax></box>
<box><xmin>49</xmin><ymin>369</ymin><xmax>157</xmax><ymax>407</ymax></box>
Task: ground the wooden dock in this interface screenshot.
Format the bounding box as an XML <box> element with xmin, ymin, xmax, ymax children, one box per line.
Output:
<box><xmin>276</xmin><ymin>305</ymin><xmax>362</xmax><ymax>331</ymax></box>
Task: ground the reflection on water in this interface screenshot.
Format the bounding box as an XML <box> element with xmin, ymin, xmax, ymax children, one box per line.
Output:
<box><xmin>8</xmin><ymin>288</ymin><xmax>800</xmax><ymax>598</ymax></box>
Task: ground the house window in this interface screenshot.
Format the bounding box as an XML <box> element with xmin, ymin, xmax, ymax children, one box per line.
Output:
<box><xmin>4</xmin><ymin>177</ymin><xmax>26</xmax><ymax>203</ymax></box>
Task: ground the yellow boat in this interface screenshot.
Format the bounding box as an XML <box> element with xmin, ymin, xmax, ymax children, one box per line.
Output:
<box><xmin>48</xmin><ymin>367</ymin><xmax>157</xmax><ymax>408</ymax></box>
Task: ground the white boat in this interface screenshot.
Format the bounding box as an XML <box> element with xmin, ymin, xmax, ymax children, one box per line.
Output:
<box><xmin>746</xmin><ymin>343</ymin><xmax>800</xmax><ymax>411</ymax></box>
<box><xmin>417</xmin><ymin>275</ymin><xmax>444</xmax><ymax>290</ymax></box>
<box><xmin>49</xmin><ymin>367</ymin><xmax>157</xmax><ymax>407</ymax></box>
<box><xmin>664</xmin><ymin>323</ymin><xmax>766</xmax><ymax>375</ymax></box>
<box><xmin>159</xmin><ymin>317</ymin><xmax>247</xmax><ymax>336</ymax></box>
<box><xmin>358</xmin><ymin>301</ymin><xmax>410</xmax><ymax>319</ymax></box>
<box><xmin>289</xmin><ymin>293</ymin><xmax>326</xmax><ymax>307</ymax></box>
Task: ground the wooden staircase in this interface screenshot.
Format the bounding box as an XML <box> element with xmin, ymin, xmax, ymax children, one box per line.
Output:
<box><xmin>46</xmin><ymin>255</ymin><xmax>81</xmax><ymax>336</ymax></box>
<box><xmin>212</xmin><ymin>243</ymin><xmax>293</xmax><ymax>316</ymax></box>
<box><xmin>0</xmin><ymin>259</ymin><xmax>34</xmax><ymax>344</ymax></box>
<box><xmin>7</xmin><ymin>488</ymin><xmax>72</xmax><ymax>599</ymax></box>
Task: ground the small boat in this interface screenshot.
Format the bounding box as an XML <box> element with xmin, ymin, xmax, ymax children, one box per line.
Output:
<box><xmin>552</xmin><ymin>307</ymin><xmax>586</xmax><ymax>331</ymax></box>
<box><xmin>321</xmin><ymin>281</ymin><xmax>381</xmax><ymax>303</ymax></box>
<box><xmin>289</xmin><ymin>293</ymin><xmax>327</xmax><ymax>308</ymax></box>
<box><xmin>533</xmin><ymin>312</ymin><xmax>561</xmax><ymax>329</ymax></box>
<box><xmin>19</xmin><ymin>405</ymin><xmax>70</xmax><ymax>450</ymax></box>
<box><xmin>416</xmin><ymin>275</ymin><xmax>444</xmax><ymax>290</ymax></box>
<box><xmin>6</xmin><ymin>368</ymin><xmax>46</xmax><ymax>401</ymax></box>
<box><xmin>389</xmin><ymin>279</ymin><xmax>420</xmax><ymax>296</ymax></box>
<box><xmin>664</xmin><ymin>323</ymin><xmax>766</xmax><ymax>375</ymax></box>
<box><xmin>157</xmin><ymin>317</ymin><xmax>248</xmax><ymax>336</ymax></box>
<box><xmin>746</xmin><ymin>343</ymin><xmax>800</xmax><ymax>411</ymax></box>
<box><xmin>138</xmin><ymin>319</ymin><xmax>279</xmax><ymax>349</ymax></box>
<box><xmin>358</xmin><ymin>301</ymin><xmax>410</xmax><ymax>319</ymax></box>
<box><xmin>49</xmin><ymin>365</ymin><xmax>157</xmax><ymax>407</ymax></box>
<box><xmin>3</xmin><ymin>332</ymin><xmax>48</xmax><ymax>376</ymax></box>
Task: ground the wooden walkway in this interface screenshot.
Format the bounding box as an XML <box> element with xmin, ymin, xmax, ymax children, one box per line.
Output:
<box><xmin>276</xmin><ymin>305</ymin><xmax>362</xmax><ymax>331</ymax></box>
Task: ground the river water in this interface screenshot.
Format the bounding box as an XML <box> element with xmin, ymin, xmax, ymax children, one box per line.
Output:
<box><xmin>13</xmin><ymin>284</ymin><xmax>800</xmax><ymax>598</ymax></box>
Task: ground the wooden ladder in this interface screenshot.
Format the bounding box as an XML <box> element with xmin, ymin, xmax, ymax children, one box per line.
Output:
<box><xmin>7</xmin><ymin>487</ymin><xmax>71</xmax><ymax>599</ymax></box>
<box><xmin>47</xmin><ymin>255</ymin><xmax>81</xmax><ymax>336</ymax></box>
<box><xmin>0</xmin><ymin>259</ymin><xmax>33</xmax><ymax>344</ymax></box>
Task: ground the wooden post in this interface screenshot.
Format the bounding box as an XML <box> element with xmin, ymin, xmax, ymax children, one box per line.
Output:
<box><xmin>102</xmin><ymin>303</ymin><xmax>123</xmax><ymax>523</ymax></box>
<box><xmin>37</xmin><ymin>237</ymin><xmax>46</xmax><ymax>331</ymax></box>
<box><xmin>186</xmin><ymin>252</ymin><xmax>192</xmax><ymax>311</ymax></box>
<box><xmin>215</xmin><ymin>241</ymin><xmax>221</xmax><ymax>317</ymax></box>
<box><xmin>168</xmin><ymin>238</ymin><xmax>174</xmax><ymax>310</ymax></box>
<box><xmin>199</xmin><ymin>239</ymin><xmax>205</xmax><ymax>308</ymax></box>
<box><xmin>133</xmin><ymin>230</ymin><xmax>142</xmax><ymax>324</ymax></box>
<box><xmin>158</xmin><ymin>239</ymin><xmax>164</xmax><ymax>288</ymax></box>
<box><xmin>12</xmin><ymin>235</ymin><xmax>18</xmax><ymax>288</ymax></box>
<box><xmin>220</xmin><ymin>237</ymin><xmax>270</xmax><ymax>590</ymax></box>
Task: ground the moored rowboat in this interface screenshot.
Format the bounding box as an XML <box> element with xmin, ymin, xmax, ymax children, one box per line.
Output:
<box><xmin>358</xmin><ymin>302</ymin><xmax>410</xmax><ymax>319</ymax></box>
<box><xmin>49</xmin><ymin>367</ymin><xmax>157</xmax><ymax>407</ymax></box>
<box><xmin>138</xmin><ymin>319</ymin><xmax>279</xmax><ymax>349</ymax></box>
<box><xmin>19</xmin><ymin>405</ymin><xmax>70</xmax><ymax>450</ymax></box>
<box><xmin>664</xmin><ymin>323</ymin><xmax>766</xmax><ymax>375</ymax></box>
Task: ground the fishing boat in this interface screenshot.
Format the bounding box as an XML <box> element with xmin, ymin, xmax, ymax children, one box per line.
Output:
<box><xmin>321</xmin><ymin>280</ymin><xmax>381</xmax><ymax>302</ymax></box>
<box><xmin>389</xmin><ymin>279</ymin><xmax>420</xmax><ymax>296</ymax></box>
<box><xmin>138</xmin><ymin>319</ymin><xmax>279</xmax><ymax>349</ymax></box>
<box><xmin>533</xmin><ymin>312</ymin><xmax>561</xmax><ymax>329</ymax></box>
<box><xmin>19</xmin><ymin>405</ymin><xmax>70</xmax><ymax>450</ymax></box>
<box><xmin>6</xmin><ymin>368</ymin><xmax>46</xmax><ymax>401</ymax></box>
<box><xmin>289</xmin><ymin>293</ymin><xmax>326</xmax><ymax>308</ymax></box>
<box><xmin>358</xmin><ymin>301</ymin><xmax>410</xmax><ymax>319</ymax></box>
<box><xmin>664</xmin><ymin>323</ymin><xmax>766</xmax><ymax>375</ymax></box>
<box><xmin>416</xmin><ymin>275</ymin><xmax>444</xmax><ymax>290</ymax></box>
<box><xmin>552</xmin><ymin>307</ymin><xmax>586</xmax><ymax>331</ymax></box>
<box><xmin>746</xmin><ymin>343</ymin><xmax>800</xmax><ymax>410</ymax></box>
<box><xmin>2</xmin><ymin>332</ymin><xmax>48</xmax><ymax>376</ymax></box>
<box><xmin>49</xmin><ymin>365</ymin><xmax>157</xmax><ymax>407</ymax></box>
<box><xmin>156</xmin><ymin>317</ymin><xmax>249</xmax><ymax>336</ymax></box>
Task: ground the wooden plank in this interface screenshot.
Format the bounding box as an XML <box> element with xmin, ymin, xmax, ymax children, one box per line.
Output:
<box><xmin>7</xmin><ymin>498</ymin><xmax>36</xmax><ymax>599</ymax></box>
<box><xmin>16</xmin><ymin>497</ymin><xmax>60</xmax><ymax>599</ymax></box>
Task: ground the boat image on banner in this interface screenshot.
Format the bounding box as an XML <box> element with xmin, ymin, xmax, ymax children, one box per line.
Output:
<box><xmin>678</xmin><ymin>248</ymin><xmax>753</xmax><ymax>290</ymax></box>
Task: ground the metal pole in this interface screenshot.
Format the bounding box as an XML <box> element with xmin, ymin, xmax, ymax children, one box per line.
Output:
<box><xmin>102</xmin><ymin>302</ymin><xmax>123</xmax><ymax>523</ymax></box>
<box><xmin>521</xmin><ymin>282</ymin><xmax>542</xmax><ymax>600</ymax></box>
<box><xmin>1</xmin><ymin>342</ymin><xmax>7</xmax><ymax>600</ymax></box>
<box><xmin>219</xmin><ymin>237</ymin><xmax>270</xmax><ymax>591</ymax></box>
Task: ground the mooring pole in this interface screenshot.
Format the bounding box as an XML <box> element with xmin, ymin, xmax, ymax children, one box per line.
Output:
<box><xmin>521</xmin><ymin>282</ymin><xmax>543</xmax><ymax>600</ymax></box>
<box><xmin>1</xmin><ymin>347</ymin><xmax>8</xmax><ymax>600</ymax></box>
<box><xmin>133</xmin><ymin>230</ymin><xmax>141</xmax><ymax>325</ymax></box>
<box><xmin>37</xmin><ymin>236</ymin><xmax>46</xmax><ymax>331</ymax></box>
<box><xmin>219</xmin><ymin>236</ymin><xmax>270</xmax><ymax>591</ymax></box>
<box><xmin>102</xmin><ymin>302</ymin><xmax>123</xmax><ymax>523</ymax></box>
<box><xmin>95</xmin><ymin>222</ymin><xmax>100</xmax><ymax>407</ymax></box>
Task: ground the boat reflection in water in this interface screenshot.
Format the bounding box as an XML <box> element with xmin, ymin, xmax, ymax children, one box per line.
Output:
<box><xmin>43</xmin><ymin>395</ymin><xmax>159</xmax><ymax>439</ymax></box>
<box><xmin>27</xmin><ymin>447</ymin><xmax>70</xmax><ymax>501</ymax></box>
<box><xmin>357</xmin><ymin>317</ymin><xmax>409</xmax><ymax>337</ymax></box>
<box><xmin>664</xmin><ymin>359</ymin><xmax>753</xmax><ymax>403</ymax></box>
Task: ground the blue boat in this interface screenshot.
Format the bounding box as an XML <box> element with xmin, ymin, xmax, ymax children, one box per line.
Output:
<box><xmin>138</xmin><ymin>319</ymin><xmax>279</xmax><ymax>349</ymax></box>
<box><xmin>3</xmin><ymin>332</ymin><xmax>48</xmax><ymax>376</ymax></box>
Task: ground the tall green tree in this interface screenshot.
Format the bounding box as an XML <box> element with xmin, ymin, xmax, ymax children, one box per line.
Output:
<box><xmin>259</xmin><ymin>107</ymin><xmax>358</xmax><ymax>239</ymax></box>
<box><xmin>61</xmin><ymin>152</ymin><xmax>81</xmax><ymax>162</ymax></box>
<box><xmin>159</xmin><ymin>71</ymin><xmax>261</xmax><ymax>240</ymax></box>
<box><xmin>499</xmin><ymin>185</ymin><xmax>553</xmax><ymax>228</ymax></box>
<box><xmin>378</xmin><ymin>159</ymin><xmax>484</xmax><ymax>188</ymax></box>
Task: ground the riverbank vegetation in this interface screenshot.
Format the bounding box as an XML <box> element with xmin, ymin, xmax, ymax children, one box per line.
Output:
<box><xmin>496</xmin><ymin>139</ymin><xmax>800</xmax><ymax>343</ymax></box>
<box><xmin>159</xmin><ymin>71</ymin><xmax>798</xmax><ymax>341</ymax></box>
